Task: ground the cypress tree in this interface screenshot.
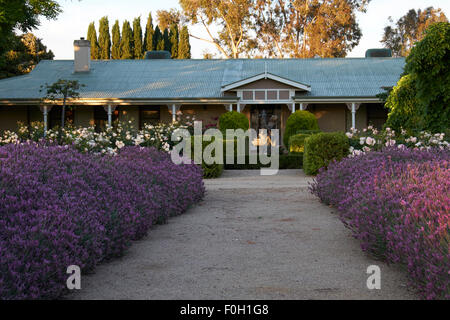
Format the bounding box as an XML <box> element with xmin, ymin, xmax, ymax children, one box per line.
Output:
<box><xmin>144</xmin><ymin>13</ymin><xmax>155</xmax><ymax>52</ymax></box>
<box><xmin>111</xmin><ymin>20</ymin><xmax>121</xmax><ymax>59</ymax></box>
<box><xmin>178</xmin><ymin>26</ymin><xmax>191</xmax><ymax>59</ymax></box>
<box><xmin>120</xmin><ymin>20</ymin><xmax>134</xmax><ymax>59</ymax></box>
<box><xmin>153</xmin><ymin>25</ymin><xmax>164</xmax><ymax>51</ymax></box>
<box><xmin>163</xmin><ymin>28</ymin><xmax>171</xmax><ymax>53</ymax></box>
<box><xmin>87</xmin><ymin>22</ymin><xmax>100</xmax><ymax>59</ymax></box>
<box><xmin>169</xmin><ymin>24</ymin><xmax>179</xmax><ymax>59</ymax></box>
<box><xmin>98</xmin><ymin>16</ymin><xmax>111</xmax><ymax>59</ymax></box>
<box><xmin>133</xmin><ymin>17</ymin><xmax>143</xmax><ymax>59</ymax></box>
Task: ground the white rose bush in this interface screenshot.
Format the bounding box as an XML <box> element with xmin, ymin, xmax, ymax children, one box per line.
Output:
<box><xmin>346</xmin><ymin>126</ymin><xmax>449</xmax><ymax>157</ymax></box>
<box><xmin>0</xmin><ymin>120</ymin><xmax>191</xmax><ymax>155</ymax></box>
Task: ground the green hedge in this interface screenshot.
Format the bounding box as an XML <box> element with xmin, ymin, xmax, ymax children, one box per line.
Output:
<box><xmin>280</xmin><ymin>153</ymin><xmax>303</xmax><ymax>169</ymax></box>
<box><xmin>296</xmin><ymin>129</ymin><xmax>322</xmax><ymax>135</ymax></box>
<box><xmin>385</xmin><ymin>74</ymin><xmax>423</xmax><ymax>133</ymax></box>
<box><xmin>191</xmin><ymin>136</ymin><xmax>223</xmax><ymax>179</ymax></box>
<box><xmin>289</xmin><ymin>134</ymin><xmax>310</xmax><ymax>153</ymax></box>
<box><xmin>283</xmin><ymin>111</ymin><xmax>319</xmax><ymax>147</ymax></box>
<box><xmin>224</xmin><ymin>153</ymin><xmax>303</xmax><ymax>170</ymax></box>
<box><xmin>303</xmin><ymin>132</ymin><xmax>349</xmax><ymax>175</ymax></box>
<box><xmin>219</xmin><ymin>111</ymin><xmax>249</xmax><ymax>133</ymax></box>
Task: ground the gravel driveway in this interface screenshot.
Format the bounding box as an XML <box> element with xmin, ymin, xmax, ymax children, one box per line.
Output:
<box><xmin>70</xmin><ymin>170</ymin><xmax>415</xmax><ymax>300</ymax></box>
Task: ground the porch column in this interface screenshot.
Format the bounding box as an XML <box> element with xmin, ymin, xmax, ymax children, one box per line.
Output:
<box><xmin>299</xmin><ymin>103</ymin><xmax>308</xmax><ymax>111</ymax></box>
<box><xmin>168</xmin><ymin>104</ymin><xmax>181</xmax><ymax>122</ymax></box>
<box><xmin>103</xmin><ymin>105</ymin><xmax>117</xmax><ymax>128</ymax></box>
<box><xmin>292</xmin><ymin>103</ymin><xmax>296</xmax><ymax>113</ymax></box>
<box><xmin>39</xmin><ymin>105</ymin><xmax>52</xmax><ymax>137</ymax></box>
<box><xmin>346</xmin><ymin>103</ymin><xmax>361</xmax><ymax>129</ymax></box>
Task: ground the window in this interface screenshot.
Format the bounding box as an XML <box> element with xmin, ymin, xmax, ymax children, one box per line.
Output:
<box><xmin>243</xmin><ymin>91</ymin><xmax>253</xmax><ymax>100</ymax></box>
<box><xmin>279</xmin><ymin>90</ymin><xmax>290</xmax><ymax>100</ymax></box>
<box><xmin>254</xmin><ymin>91</ymin><xmax>265</xmax><ymax>100</ymax></box>
<box><xmin>140</xmin><ymin>106</ymin><xmax>160</xmax><ymax>128</ymax></box>
<box><xmin>267</xmin><ymin>91</ymin><xmax>277</xmax><ymax>100</ymax></box>
<box><xmin>239</xmin><ymin>89</ymin><xmax>292</xmax><ymax>101</ymax></box>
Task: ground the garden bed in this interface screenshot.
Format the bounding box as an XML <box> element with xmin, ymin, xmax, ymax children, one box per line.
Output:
<box><xmin>311</xmin><ymin>148</ymin><xmax>449</xmax><ymax>299</ymax></box>
<box><xmin>0</xmin><ymin>143</ymin><xmax>204</xmax><ymax>299</ymax></box>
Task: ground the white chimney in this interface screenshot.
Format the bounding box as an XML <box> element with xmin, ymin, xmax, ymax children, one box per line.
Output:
<box><xmin>73</xmin><ymin>37</ymin><xmax>90</xmax><ymax>72</ymax></box>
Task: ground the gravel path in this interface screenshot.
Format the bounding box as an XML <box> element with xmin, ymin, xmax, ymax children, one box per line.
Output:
<box><xmin>70</xmin><ymin>170</ymin><xmax>416</xmax><ymax>300</ymax></box>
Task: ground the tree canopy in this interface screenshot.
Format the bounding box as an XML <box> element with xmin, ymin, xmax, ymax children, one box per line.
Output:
<box><xmin>111</xmin><ymin>20</ymin><xmax>121</xmax><ymax>59</ymax></box>
<box><xmin>120</xmin><ymin>20</ymin><xmax>134</xmax><ymax>59</ymax></box>
<box><xmin>0</xmin><ymin>0</ymin><xmax>61</xmax><ymax>53</ymax></box>
<box><xmin>133</xmin><ymin>17</ymin><xmax>143</xmax><ymax>59</ymax></box>
<box><xmin>385</xmin><ymin>22</ymin><xmax>450</xmax><ymax>133</ymax></box>
<box><xmin>40</xmin><ymin>79</ymin><xmax>84</xmax><ymax>128</ymax></box>
<box><xmin>87</xmin><ymin>12</ymin><xmax>191</xmax><ymax>60</ymax></box>
<box><xmin>156</xmin><ymin>8</ymin><xmax>181</xmax><ymax>30</ymax></box>
<box><xmin>144</xmin><ymin>13</ymin><xmax>155</xmax><ymax>52</ymax></box>
<box><xmin>0</xmin><ymin>33</ymin><xmax>54</xmax><ymax>79</ymax></box>
<box><xmin>87</xmin><ymin>22</ymin><xmax>100</xmax><ymax>59</ymax></box>
<box><xmin>180</xmin><ymin>0</ymin><xmax>252</xmax><ymax>58</ymax></box>
<box><xmin>0</xmin><ymin>0</ymin><xmax>61</xmax><ymax>78</ymax></box>
<box><xmin>169</xmin><ymin>24</ymin><xmax>179</xmax><ymax>58</ymax></box>
<box><xmin>98</xmin><ymin>16</ymin><xmax>111</xmax><ymax>59</ymax></box>
<box><xmin>180</xmin><ymin>0</ymin><xmax>370</xmax><ymax>58</ymax></box>
<box><xmin>381</xmin><ymin>7</ymin><xmax>448</xmax><ymax>57</ymax></box>
<box><xmin>178</xmin><ymin>25</ymin><xmax>191</xmax><ymax>59</ymax></box>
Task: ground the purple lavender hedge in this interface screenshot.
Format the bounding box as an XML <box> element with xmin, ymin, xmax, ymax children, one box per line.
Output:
<box><xmin>0</xmin><ymin>143</ymin><xmax>204</xmax><ymax>299</ymax></box>
<box><xmin>311</xmin><ymin>148</ymin><xmax>450</xmax><ymax>299</ymax></box>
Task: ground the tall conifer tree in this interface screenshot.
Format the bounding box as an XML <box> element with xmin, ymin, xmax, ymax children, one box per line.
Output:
<box><xmin>98</xmin><ymin>16</ymin><xmax>111</xmax><ymax>59</ymax></box>
<box><xmin>111</xmin><ymin>20</ymin><xmax>121</xmax><ymax>59</ymax></box>
<box><xmin>169</xmin><ymin>24</ymin><xmax>179</xmax><ymax>59</ymax></box>
<box><xmin>120</xmin><ymin>20</ymin><xmax>134</xmax><ymax>59</ymax></box>
<box><xmin>133</xmin><ymin>17</ymin><xmax>143</xmax><ymax>59</ymax></box>
<box><xmin>154</xmin><ymin>25</ymin><xmax>164</xmax><ymax>51</ymax></box>
<box><xmin>87</xmin><ymin>22</ymin><xmax>100</xmax><ymax>59</ymax></box>
<box><xmin>144</xmin><ymin>13</ymin><xmax>155</xmax><ymax>52</ymax></box>
<box><xmin>178</xmin><ymin>26</ymin><xmax>191</xmax><ymax>59</ymax></box>
<box><xmin>163</xmin><ymin>28</ymin><xmax>171</xmax><ymax>53</ymax></box>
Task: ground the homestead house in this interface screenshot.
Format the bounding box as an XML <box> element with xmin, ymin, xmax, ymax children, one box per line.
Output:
<box><xmin>0</xmin><ymin>38</ymin><xmax>405</xmax><ymax>144</ymax></box>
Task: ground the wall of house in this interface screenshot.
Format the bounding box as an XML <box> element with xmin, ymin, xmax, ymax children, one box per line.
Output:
<box><xmin>345</xmin><ymin>104</ymin><xmax>368</xmax><ymax>131</ymax></box>
<box><xmin>309</xmin><ymin>104</ymin><xmax>347</xmax><ymax>132</ymax></box>
<box><xmin>117</xmin><ymin>106</ymin><xmax>139</xmax><ymax>128</ymax></box>
<box><xmin>0</xmin><ymin>103</ymin><xmax>380</xmax><ymax>138</ymax></box>
<box><xmin>74</xmin><ymin>106</ymin><xmax>95</xmax><ymax>127</ymax></box>
<box><xmin>0</xmin><ymin>106</ymin><xmax>28</xmax><ymax>132</ymax></box>
<box><xmin>236</xmin><ymin>78</ymin><xmax>295</xmax><ymax>90</ymax></box>
<box><xmin>29</xmin><ymin>106</ymin><xmax>42</xmax><ymax>123</ymax></box>
<box><xmin>160</xmin><ymin>104</ymin><xmax>229</xmax><ymax>126</ymax></box>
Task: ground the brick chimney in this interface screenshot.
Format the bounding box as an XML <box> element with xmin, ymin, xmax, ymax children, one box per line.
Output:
<box><xmin>73</xmin><ymin>37</ymin><xmax>90</xmax><ymax>72</ymax></box>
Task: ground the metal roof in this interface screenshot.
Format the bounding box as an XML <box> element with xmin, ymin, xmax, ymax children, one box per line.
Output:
<box><xmin>0</xmin><ymin>58</ymin><xmax>405</xmax><ymax>101</ymax></box>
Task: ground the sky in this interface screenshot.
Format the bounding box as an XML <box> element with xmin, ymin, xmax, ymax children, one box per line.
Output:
<box><xmin>33</xmin><ymin>0</ymin><xmax>450</xmax><ymax>59</ymax></box>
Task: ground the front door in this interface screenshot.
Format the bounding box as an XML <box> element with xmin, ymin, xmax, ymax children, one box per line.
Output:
<box><xmin>250</xmin><ymin>105</ymin><xmax>281</xmax><ymax>133</ymax></box>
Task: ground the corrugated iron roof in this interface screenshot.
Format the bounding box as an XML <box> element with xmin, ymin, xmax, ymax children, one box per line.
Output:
<box><xmin>0</xmin><ymin>58</ymin><xmax>405</xmax><ymax>100</ymax></box>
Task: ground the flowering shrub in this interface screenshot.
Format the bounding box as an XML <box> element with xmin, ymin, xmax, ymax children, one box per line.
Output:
<box><xmin>311</xmin><ymin>148</ymin><xmax>450</xmax><ymax>299</ymax></box>
<box><xmin>0</xmin><ymin>143</ymin><xmax>204</xmax><ymax>299</ymax></box>
<box><xmin>346</xmin><ymin>126</ymin><xmax>449</xmax><ymax>157</ymax></box>
<box><xmin>0</xmin><ymin>120</ymin><xmax>191</xmax><ymax>155</ymax></box>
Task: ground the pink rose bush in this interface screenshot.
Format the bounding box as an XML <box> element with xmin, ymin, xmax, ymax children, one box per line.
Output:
<box><xmin>0</xmin><ymin>143</ymin><xmax>204</xmax><ymax>299</ymax></box>
<box><xmin>311</xmin><ymin>147</ymin><xmax>449</xmax><ymax>299</ymax></box>
<box><xmin>346</xmin><ymin>126</ymin><xmax>449</xmax><ymax>157</ymax></box>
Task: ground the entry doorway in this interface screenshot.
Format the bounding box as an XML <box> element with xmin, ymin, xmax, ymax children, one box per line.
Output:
<box><xmin>250</xmin><ymin>105</ymin><xmax>282</xmax><ymax>132</ymax></box>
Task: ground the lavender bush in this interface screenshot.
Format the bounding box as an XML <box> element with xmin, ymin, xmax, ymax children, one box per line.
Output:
<box><xmin>311</xmin><ymin>148</ymin><xmax>449</xmax><ymax>299</ymax></box>
<box><xmin>0</xmin><ymin>143</ymin><xmax>204</xmax><ymax>299</ymax></box>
